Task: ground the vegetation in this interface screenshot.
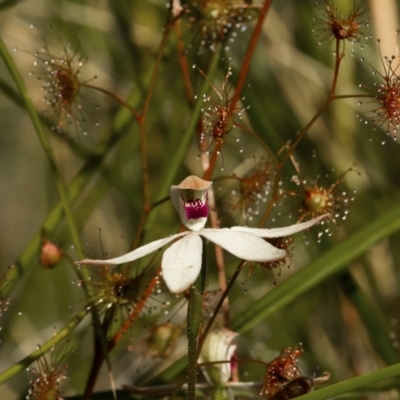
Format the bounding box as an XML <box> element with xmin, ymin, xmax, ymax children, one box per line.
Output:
<box><xmin>0</xmin><ymin>1</ymin><xmax>399</xmax><ymax>399</ymax></box>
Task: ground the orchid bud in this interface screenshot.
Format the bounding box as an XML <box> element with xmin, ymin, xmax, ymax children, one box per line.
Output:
<box><xmin>40</xmin><ymin>239</ymin><xmax>63</xmax><ymax>268</ymax></box>
<box><xmin>199</xmin><ymin>327</ymin><xmax>238</xmax><ymax>388</ymax></box>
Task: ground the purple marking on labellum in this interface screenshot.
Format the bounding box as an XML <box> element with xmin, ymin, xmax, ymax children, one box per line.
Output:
<box><xmin>183</xmin><ymin>197</ymin><xmax>209</xmax><ymax>220</ymax></box>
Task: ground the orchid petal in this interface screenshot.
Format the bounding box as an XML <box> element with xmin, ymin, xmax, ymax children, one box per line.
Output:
<box><xmin>230</xmin><ymin>215</ymin><xmax>327</xmax><ymax>238</ymax></box>
<box><xmin>170</xmin><ymin>175</ymin><xmax>212</xmax><ymax>231</ymax></box>
<box><xmin>162</xmin><ymin>231</ymin><xmax>202</xmax><ymax>294</ymax></box>
<box><xmin>170</xmin><ymin>175</ymin><xmax>212</xmax><ymax>213</ymax></box>
<box><xmin>199</xmin><ymin>327</ymin><xmax>238</xmax><ymax>386</ymax></box>
<box><xmin>77</xmin><ymin>232</ymin><xmax>187</xmax><ymax>265</ymax></box>
<box><xmin>200</xmin><ymin>229</ymin><xmax>286</xmax><ymax>262</ymax></box>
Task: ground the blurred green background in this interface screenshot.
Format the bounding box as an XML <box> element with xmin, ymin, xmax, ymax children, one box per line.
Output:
<box><xmin>1</xmin><ymin>0</ymin><xmax>400</xmax><ymax>399</ymax></box>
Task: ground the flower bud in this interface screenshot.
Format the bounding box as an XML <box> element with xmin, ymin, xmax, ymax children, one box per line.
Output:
<box><xmin>199</xmin><ymin>327</ymin><xmax>238</xmax><ymax>387</ymax></box>
<box><xmin>40</xmin><ymin>240</ymin><xmax>63</xmax><ymax>268</ymax></box>
<box><xmin>147</xmin><ymin>322</ymin><xmax>182</xmax><ymax>358</ymax></box>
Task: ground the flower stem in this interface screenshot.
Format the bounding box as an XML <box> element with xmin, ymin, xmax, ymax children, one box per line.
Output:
<box><xmin>329</xmin><ymin>39</ymin><xmax>343</xmax><ymax>96</ymax></box>
<box><xmin>200</xmin><ymin>262</ymin><xmax>245</xmax><ymax>355</ymax></box>
<box><xmin>0</xmin><ymin>306</ymin><xmax>90</xmax><ymax>385</ymax></box>
<box><xmin>187</xmin><ymin>284</ymin><xmax>203</xmax><ymax>400</ymax></box>
<box><xmin>295</xmin><ymin>362</ymin><xmax>400</xmax><ymax>400</ymax></box>
<box><xmin>0</xmin><ymin>104</ymin><xmax>136</xmax><ymax>299</ymax></box>
<box><xmin>82</xmin><ymin>270</ymin><xmax>161</xmax><ymax>399</ymax></box>
<box><xmin>82</xmin><ymin>83</ymin><xmax>141</xmax><ymax>123</ymax></box>
<box><xmin>228</xmin><ymin>0</ymin><xmax>272</xmax><ymax>116</ymax></box>
<box><xmin>187</xmin><ymin>238</ymin><xmax>207</xmax><ymax>399</ymax></box>
<box><xmin>0</xmin><ymin>36</ymin><xmax>89</xmax><ymax>286</ymax></box>
<box><xmin>146</xmin><ymin>51</ymin><xmax>221</xmax><ymax>232</ymax></box>
<box><xmin>211</xmin><ymin>387</ymin><xmax>230</xmax><ymax>400</ymax></box>
<box><xmin>233</xmin><ymin>199</ymin><xmax>400</xmax><ymax>333</ymax></box>
<box><xmin>129</xmin><ymin>8</ymin><xmax>175</xmax><ymax>253</ymax></box>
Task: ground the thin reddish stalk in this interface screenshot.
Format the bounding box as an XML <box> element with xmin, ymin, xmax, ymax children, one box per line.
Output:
<box><xmin>83</xmin><ymin>326</ymin><xmax>109</xmax><ymax>400</ymax></box>
<box><xmin>203</xmin><ymin>0</ymin><xmax>272</xmax><ymax>181</ymax></box>
<box><xmin>174</xmin><ymin>19</ymin><xmax>195</xmax><ymax>104</ymax></box>
<box><xmin>130</xmin><ymin>11</ymin><xmax>174</xmax><ymax>251</ymax></box>
<box><xmin>330</xmin><ymin>39</ymin><xmax>343</xmax><ymax>96</ymax></box>
<box><xmin>278</xmin><ymin>97</ymin><xmax>332</xmax><ymax>168</ymax></box>
<box><xmin>109</xmin><ymin>269</ymin><xmax>161</xmax><ymax>348</ymax></box>
<box><xmin>261</xmin><ymin>40</ymin><xmax>348</xmax><ymax>228</ymax></box>
<box><xmin>167</xmin><ymin>261</ymin><xmax>246</xmax><ymax>400</ymax></box>
<box><xmin>259</xmin><ymin>96</ymin><xmax>333</xmax><ymax>227</ymax></box>
<box><xmin>199</xmin><ymin>262</ymin><xmax>246</xmax><ymax>352</ymax></box>
<box><xmin>203</xmin><ymin>143</ymin><xmax>221</xmax><ymax>181</ymax></box>
<box><xmin>277</xmin><ymin>37</ymin><xmax>350</xmax><ymax>170</ymax></box>
<box><xmin>228</xmin><ymin>0</ymin><xmax>272</xmax><ymax>115</ymax></box>
<box><xmin>259</xmin><ymin>91</ymin><xmax>372</xmax><ymax>227</ymax></box>
<box><xmin>82</xmin><ymin>271</ymin><xmax>160</xmax><ymax>399</ymax></box>
<box><xmin>204</xmin><ymin>172</ymin><xmax>230</xmax><ymax>328</ymax></box>
<box><xmin>196</xmin><ymin>79</ymin><xmax>230</xmax><ymax>326</ymax></box>
<box><xmin>141</xmin><ymin>20</ymin><xmax>173</xmax><ymax>120</ymax></box>
<box><xmin>82</xmin><ymin>83</ymin><xmax>142</xmax><ymax>123</ymax></box>
<box><xmin>213</xmin><ymin>234</ymin><xmax>230</xmax><ymax>328</ymax></box>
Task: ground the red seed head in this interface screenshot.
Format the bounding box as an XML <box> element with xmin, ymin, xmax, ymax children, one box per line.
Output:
<box><xmin>359</xmin><ymin>35</ymin><xmax>400</xmax><ymax>137</ymax></box>
<box><xmin>40</xmin><ymin>239</ymin><xmax>63</xmax><ymax>268</ymax></box>
<box><xmin>260</xmin><ymin>345</ymin><xmax>304</xmax><ymax>397</ymax></box>
<box><xmin>182</xmin><ymin>0</ymin><xmax>258</xmax><ymax>51</ymax></box>
<box><xmin>313</xmin><ymin>0</ymin><xmax>369</xmax><ymax>49</ymax></box>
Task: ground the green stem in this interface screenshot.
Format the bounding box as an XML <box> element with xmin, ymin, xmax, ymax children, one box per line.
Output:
<box><xmin>233</xmin><ymin>199</ymin><xmax>400</xmax><ymax>333</ymax></box>
<box><xmin>0</xmin><ymin>306</ymin><xmax>91</xmax><ymax>385</ymax></box>
<box><xmin>296</xmin><ymin>363</ymin><xmax>400</xmax><ymax>400</ymax></box>
<box><xmin>157</xmin><ymin>201</ymin><xmax>400</xmax><ymax>389</ymax></box>
<box><xmin>187</xmin><ymin>285</ymin><xmax>203</xmax><ymax>400</ymax></box>
<box><xmin>129</xmin><ymin>13</ymin><xmax>174</xmax><ymax>252</ymax></box>
<box><xmin>0</xmin><ymin>87</ymin><xmax>138</xmax><ymax>300</ymax></box>
<box><xmin>228</xmin><ymin>0</ymin><xmax>272</xmax><ymax>116</ymax></box>
<box><xmin>187</xmin><ymin>238</ymin><xmax>207</xmax><ymax>399</ymax></box>
<box><xmin>340</xmin><ymin>271</ymin><xmax>399</xmax><ymax>365</ymax></box>
<box><xmin>0</xmin><ymin>36</ymin><xmax>88</xmax><ymax>283</ymax></box>
<box><xmin>146</xmin><ymin>51</ymin><xmax>221</xmax><ymax>231</ymax></box>
<box><xmin>211</xmin><ymin>387</ymin><xmax>230</xmax><ymax>400</ymax></box>
<box><xmin>82</xmin><ymin>83</ymin><xmax>141</xmax><ymax>123</ymax></box>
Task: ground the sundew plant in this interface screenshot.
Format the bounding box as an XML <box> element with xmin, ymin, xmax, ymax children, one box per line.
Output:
<box><xmin>1</xmin><ymin>1</ymin><xmax>400</xmax><ymax>399</ymax></box>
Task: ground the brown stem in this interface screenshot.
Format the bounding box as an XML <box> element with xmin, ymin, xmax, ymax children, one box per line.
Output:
<box><xmin>332</xmin><ymin>94</ymin><xmax>374</xmax><ymax>100</ymax></box>
<box><xmin>81</xmin><ymin>83</ymin><xmax>141</xmax><ymax>123</ymax></box>
<box><xmin>199</xmin><ymin>261</ymin><xmax>246</xmax><ymax>353</ymax></box>
<box><xmin>130</xmin><ymin>9</ymin><xmax>174</xmax><ymax>252</ymax></box>
<box><xmin>174</xmin><ymin>19</ymin><xmax>195</xmax><ymax>105</ymax></box>
<box><xmin>279</xmin><ymin>97</ymin><xmax>332</xmax><ymax>168</ymax></box>
<box><xmin>259</xmin><ymin>89</ymin><xmax>372</xmax><ymax>227</ymax></box>
<box><xmin>330</xmin><ymin>39</ymin><xmax>344</xmax><ymax>97</ymax></box>
<box><xmin>83</xmin><ymin>312</ymin><xmax>112</xmax><ymax>400</ymax></box>
<box><xmin>82</xmin><ymin>270</ymin><xmax>160</xmax><ymax>399</ymax></box>
<box><xmin>203</xmin><ymin>0</ymin><xmax>272</xmax><ymax>181</ymax></box>
<box><xmin>205</xmin><ymin>172</ymin><xmax>230</xmax><ymax>328</ymax></box>
<box><xmin>166</xmin><ymin>262</ymin><xmax>246</xmax><ymax>400</ymax></box>
<box><xmin>228</xmin><ymin>0</ymin><xmax>272</xmax><ymax>116</ymax></box>
<box><xmin>258</xmin><ymin>95</ymin><xmax>333</xmax><ymax>227</ymax></box>
<box><xmin>203</xmin><ymin>143</ymin><xmax>222</xmax><ymax>180</ymax></box>
<box><xmin>109</xmin><ymin>269</ymin><xmax>161</xmax><ymax>348</ymax></box>
<box><xmin>141</xmin><ymin>16</ymin><xmax>174</xmax><ymax>120</ymax></box>
<box><xmin>259</xmin><ymin>39</ymin><xmax>349</xmax><ymax>229</ymax></box>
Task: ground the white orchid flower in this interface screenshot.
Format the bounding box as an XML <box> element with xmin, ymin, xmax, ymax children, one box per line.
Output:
<box><xmin>199</xmin><ymin>327</ymin><xmax>238</xmax><ymax>387</ymax></box>
<box><xmin>77</xmin><ymin>175</ymin><xmax>325</xmax><ymax>294</ymax></box>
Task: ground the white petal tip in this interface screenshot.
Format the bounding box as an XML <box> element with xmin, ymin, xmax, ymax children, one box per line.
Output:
<box><xmin>75</xmin><ymin>259</ymin><xmax>109</xmax><ymax>265</ymax></box>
